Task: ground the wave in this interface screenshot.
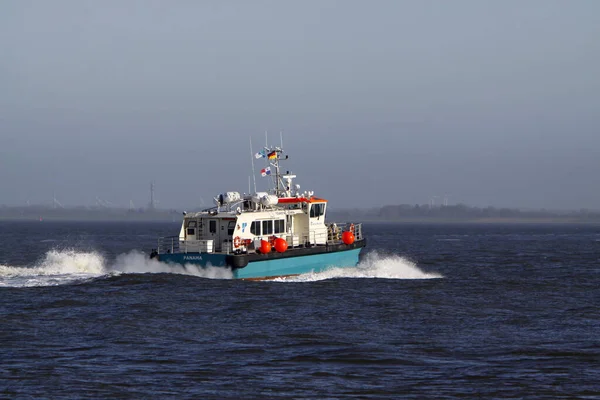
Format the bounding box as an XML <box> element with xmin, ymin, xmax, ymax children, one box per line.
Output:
<box><xmin>274</xmin><ymin>251</ymin><xmax>443</xmax><ymax>282</ymax></box>
<box><xmin>0</xmin><ymin>250</ymin><xmax>106</xmax><ymax>288</ymax></box>
<box><xmin>112</xmin><ymin>251</ymin><xmax>232</xmax><ymax>280</ymax></box>
<box><xmin>0</xmin><ymin>249</ymin><xmax>232</xmax><ymax>288</ymax></box>
<box><xmin>1</xmin><ymin>249</ymin><xmax>441</xmax><ymax>288</ymax></box>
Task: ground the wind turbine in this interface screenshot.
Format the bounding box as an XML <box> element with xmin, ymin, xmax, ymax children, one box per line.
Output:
<box><xmin>53</xmin><ymin>192</ymin><xmax>63</xmax><ymax>209</ymax></box>
<box><xmin>95</xmin><ymin>197</ymin><xmax>113</xmax><ymax>208</ymax></box>
<box><xmin>443</xmin><ymin>194</ymin><xmax>451</xmax><ymax>207</ymax></box>
<box><xmin>429</xmin><ymin>196</ymin><xmax>439</xmax><ymax>209</ymax></box>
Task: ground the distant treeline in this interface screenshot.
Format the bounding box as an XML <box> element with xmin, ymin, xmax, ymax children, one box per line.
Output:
<box><xmin>0</xmin><ymin>205</ymin><xmax>181</xmax><ymax>221</ymax></box>
<box><xmin>329</xmin><ymin>204</ymin><xmax>600</xmax><ymax>223</ymax></box>
<box><xmin>2</xmin><ymin>203</ymin><xmax>600</xmax><ymax>223</ymax></box>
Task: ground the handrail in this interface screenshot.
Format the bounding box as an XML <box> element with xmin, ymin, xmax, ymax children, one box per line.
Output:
<box><xmin>327</xmin><ymin>222</ymin><xmax>363</xmax><ymax>243</ymax></box>
<box><xmin>157</xmin><ymin>236</ymin><xmax>179</xmax><ymax>254</ymax></box>
<box><xmin>158</xmin><ymin>223</ymin><xmax>363</xmax><ymax>255</ymax></box>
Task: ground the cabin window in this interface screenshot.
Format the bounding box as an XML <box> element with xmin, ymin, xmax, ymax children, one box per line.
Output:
<box><xmin>187</xmin><ymin>221</ymin><xmax>197</xmax><ymax>228</ymax></box>
<box><xmin>250</xmin><ymin>221</ymin><xmax>261</xmax><ymax>236</ymax></box>
<box><xmin>209</xmin><ymin>220</ymin><xmax>217</xmax><ymax>233</ymax></box>
<box><xmin>274</xmin><ymin>219</ymin><xmax>285</xmax><ymax>234</ymax></box>
<box><xmin>227</xmin><ymin>221</ymin><xmax>235</xmax><ymax>235</ymax></box>
<box><xmin>310</xmin><ymin>203</ymin><xmax>325</xmax><ymax>218</ymax></box>
<box><xmin>262</xmin><ymin>220</ymin><xmax>273</xmax><ymax>235</ymax></box>
<box><xmin>187</xmin><ymin>228</ymin><xmax>195</xmax><ymax>236</ymax></box>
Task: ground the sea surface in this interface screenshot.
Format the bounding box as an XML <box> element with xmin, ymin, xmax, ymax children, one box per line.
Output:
<box><xmin>1</xmin><ymin>221</ymin><xmax>599</xmax><ymax>399</ymax></box>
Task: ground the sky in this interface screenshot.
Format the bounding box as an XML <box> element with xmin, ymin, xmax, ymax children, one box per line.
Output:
<box><xmin>1</xmin><ymin>0</ymin><xmax>599</xmax><ymax>210</ymax></box>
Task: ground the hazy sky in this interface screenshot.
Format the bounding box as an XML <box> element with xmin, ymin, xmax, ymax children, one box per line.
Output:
<box><xmin>1</xmin><ymin>0</ymin><xmax>599</xmax><ymax>210</ymax></box>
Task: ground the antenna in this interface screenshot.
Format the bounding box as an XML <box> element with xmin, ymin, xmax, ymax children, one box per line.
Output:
<box><xmin>280</xmin><ymin>130</ymin><xmax>283</xmax><ymax>150</ymax></box>
<box><xmin>249</xmin><ymin>137</ymin><xmax>257</xmax><ymax>193</ymax></box>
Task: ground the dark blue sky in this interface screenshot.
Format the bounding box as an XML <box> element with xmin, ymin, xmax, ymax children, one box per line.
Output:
<box><xmin>1</xmin><ymin>1</ymin><xmax>599</xmax><ymax>210</ymax></box>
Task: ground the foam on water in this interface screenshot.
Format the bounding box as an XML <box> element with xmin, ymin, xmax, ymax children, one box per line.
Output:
<box><xmin>0</xmin><ymin>250</ymin><xmax>106</xmax><ymax>288</ymax></box>
<box><xmin>111</xmin><ymin>251</ymin><xmax>233</xmax><ymax>280</ymax></box>
<box><xmin>0</xmin><ymin>249</ymin><xmax>440</xmax><ymax>287</ymax></box>
<box><xmin>274</xmin><ymin>251</ymin><xmax>443</xmax><ymax>282</ymax></box>
<box><xmin>0</xmin><ymin>249</ymin><xmax>232</xmax><ymax>288</ymax></box>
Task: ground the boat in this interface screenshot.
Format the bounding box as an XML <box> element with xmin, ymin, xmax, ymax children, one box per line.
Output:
<box><xmin>150</xmin><ymin>144</ymin><xmax>366</xmax><ymax>279</ymax></box>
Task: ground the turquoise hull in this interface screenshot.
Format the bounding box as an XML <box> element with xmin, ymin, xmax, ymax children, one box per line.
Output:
<box><xmin>157</xmin><ymin>247</ymin><xmax>362</xmax><ymax>279</ymax></box>
<box><xmin>233</xmin><ymin>247</ymin><xmax>362</xmax><ymax>279</ymax></box>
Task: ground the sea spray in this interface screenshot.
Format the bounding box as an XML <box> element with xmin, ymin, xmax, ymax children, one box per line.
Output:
<box><xmin>111</xmin><ymin>251</ymin><xmax>233</xmax><ymax>279</ymax></box>
<box><xmin>0</xmin><ymin>249</ymin><xmax>233</xmax><ymax>288</ymax></box>
<box><xmin>274</xmin><ymin>251</ymin><xmax>443</xmax><ymax>282</ymax></box>
<box><xmin>0</xmin><ymin>249</ymin><xmax>437</xmax><ymax>287</ymax></box>
<box><xmin>0</xmin><ymin>249</ymin><xmax>106</xmax><ymax>287</ymax></box>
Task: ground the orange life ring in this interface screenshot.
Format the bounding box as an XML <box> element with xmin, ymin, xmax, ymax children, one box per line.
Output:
<box><xmin>233</xmin><ymin>236</ymin><xmax>242</xmax><ymax>248</ymax></box>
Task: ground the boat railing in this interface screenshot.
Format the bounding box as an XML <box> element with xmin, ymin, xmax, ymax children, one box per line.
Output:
<box><xmin>159</xmin><ymin>224</ymin><xmax>362</xmax><ymax>255</ymax></box>
<box><xmin>327</xmin><ymin>222</ymin><xmax>363</xmax><ymax>243</ymax></box>
<box><xmin>157</xmin><ymin>236</ymin><xmax>180</xmax><ymax>254</ymax></box>
<box><xmin>352</xmin><ymin>223</ymin><xmax>364</xmax><ymax>241</ymax></box>
<box><xmin>303</xmin><ymin>230</ymin><xmax>327</xmax><ymax>246</ymax></box>
<box><xmin>246</xmin><ymin>230</ymin><xmax>327</xmax><ymax>251</ymax></box>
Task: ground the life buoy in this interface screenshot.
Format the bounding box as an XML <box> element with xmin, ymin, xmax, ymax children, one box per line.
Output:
<box><xmin>349</xmin><ymin>223</ymin><xmax>355</xmax><ymax>234</ymax></box>
<box><xmin>233</xmin><ymin>236</ymin><xmax>242</xmax><ymax>248</ymax></box>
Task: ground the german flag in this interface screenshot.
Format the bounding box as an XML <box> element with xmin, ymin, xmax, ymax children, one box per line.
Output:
<box><xmin>267</xmin><ymin>151</ymin><xmax>277</xmax><ymax>159</ymax></box>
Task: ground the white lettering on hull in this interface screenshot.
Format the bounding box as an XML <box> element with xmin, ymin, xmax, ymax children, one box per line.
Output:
<box><xmin>183</xmin><ymin>256</ymin><xmax>204</xmax><ymax>261</ymax></box>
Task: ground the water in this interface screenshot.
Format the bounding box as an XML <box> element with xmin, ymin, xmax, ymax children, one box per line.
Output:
<box><xmin>1</xmin><ymin>221</ymin><xmax>599</xmax><ymax>399</ymax></box>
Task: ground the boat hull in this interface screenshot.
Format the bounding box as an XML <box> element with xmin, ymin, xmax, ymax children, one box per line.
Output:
<box><xmin>156</xmin><ymin>241</ymin><xmax>365</xmax><ymax>279</ymax></box>
<box><xmin>233</xmin><ymin>247</ymin><xmax>362</xmax><ymax>279</ymax></box>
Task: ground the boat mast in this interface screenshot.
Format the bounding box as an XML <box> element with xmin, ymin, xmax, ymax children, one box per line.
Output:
<box><xmin>272</xmin><ymin>147</ymin><xmax>281</xmax><ymax>196</ymax></box>
<box><xmin>263</xmin><ymin>131</ymin><xmax>291</xmax><ymax>197</ymax></box>
<box><xmin>249</xmin><ymin>137</ymin><xmax>257</xmax><ymax>193</ymax></box>
<box><xmin>276</xmin><ymin>131</ymin><xmax>283</xmax><ymax>196</ymax></box>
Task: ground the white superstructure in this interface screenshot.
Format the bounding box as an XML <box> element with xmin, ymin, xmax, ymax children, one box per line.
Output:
<box><xmin>166</xmin><ymin>146</ymin><xmax>360</xmax><ymax>255</ymax></box>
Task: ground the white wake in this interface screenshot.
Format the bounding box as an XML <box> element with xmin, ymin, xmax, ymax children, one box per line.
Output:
<box><xmin>112</xmin><ymin>251</ymin><xmax>232</xmax><ymax>280</ymax></box>
<box><xmin>0</xmin><ymin>250</ymin><xmax>106</xmax><ymax>288</ymax></box>
<box><xmin>0</xmin><ymin>249</ymin><xmax>232</xmax><ymax>288</ymax></box>
<box><xmin>274</xmin><ymin>252</ymin><xmax>443</xmax><ymax>282</ymax></box>
<box><xmin>0</xmin><ymin>250</ymin><xmax>442</xmax><ymax>288</ymax></box>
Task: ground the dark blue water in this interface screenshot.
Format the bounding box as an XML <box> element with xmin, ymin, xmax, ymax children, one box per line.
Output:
<box><xmin>1</xmin><ymin>221</ymin><xmax>599</xmax><ymax>399</ymax></box>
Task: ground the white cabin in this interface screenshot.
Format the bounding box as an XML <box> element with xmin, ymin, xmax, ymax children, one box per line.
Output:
<box><xmin>177</xmin><ymin>195</ymin><xmax>329</xmax><ymax>254</ymax></box>
<box><xmin>158</xmin><ymin>145</ymin><xmax>363</xmax><ymax>256</ymax></box>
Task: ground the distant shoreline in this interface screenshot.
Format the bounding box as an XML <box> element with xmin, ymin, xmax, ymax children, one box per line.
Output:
<box><xmin>0</xmin><ymin>209</ymin><xmax>180</xmax><ymax>222</ymax></box>
<box><xmin>1</xmin><ymin>205</ymin><xmax>600</xmax><ymax>224</ymax></box>
<box><xmin>344</xmin><ymin>217</ymin><xmax>600</xmax><ymax>225</ymax></box>
<box><xmin>1</xmin><ymin>215</ymin><xmax>599</xmax><ymax>225</ymax></box>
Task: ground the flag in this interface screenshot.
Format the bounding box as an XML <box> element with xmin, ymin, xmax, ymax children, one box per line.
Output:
<box><xmin>260</xmin><ymin>167</ymin><xmax>271</xmax><ymax>177</ymax></box>
<box><xmin>267</xmin><ymin>151</ymin><xmax>277</xmax><ymax>159</ymax></box>
<box><xmin>255</xmin><ymin>150</ymin><xmax>265</xmax><ymax>159</ymax></box>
